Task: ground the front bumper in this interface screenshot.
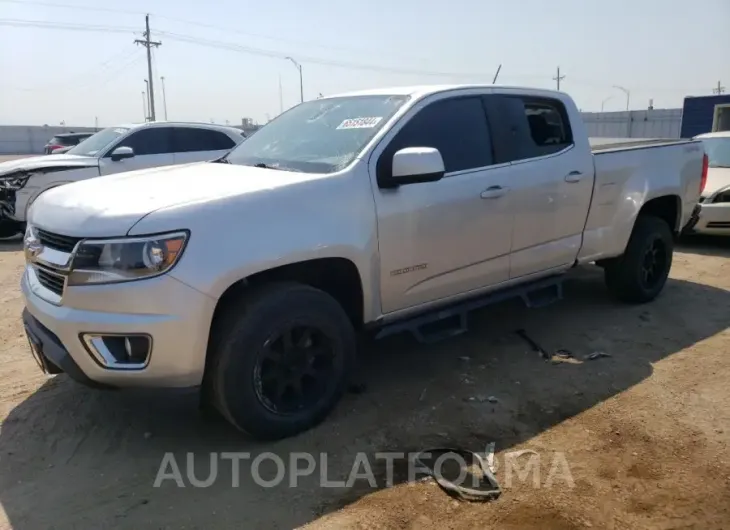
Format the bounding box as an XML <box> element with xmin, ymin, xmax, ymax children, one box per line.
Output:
<box><xmin>684</xmin><ymin>201</ymin><xmax>730</xmax><ymax>236</ymax></box>
<box><xmin>21</xmin><ymin>267</ymin><xmax>216</xmax><ymax>388</ymax></box>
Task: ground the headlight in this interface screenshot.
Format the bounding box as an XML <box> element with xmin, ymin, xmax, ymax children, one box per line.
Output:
<box><xmin>68</xmin><ymin>231</ymin><xmax>188</xmax><ymax>285</ymax></box>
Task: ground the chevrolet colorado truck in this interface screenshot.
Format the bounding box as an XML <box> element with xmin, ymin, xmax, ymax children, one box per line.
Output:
<box><xmin>20</xmin><ymin>85</ymin><xmax>707</xmax><ymax>440</ymax></box>
<box><xmin>0</xmin><ymin>121</ymin><xmax>244</xmax><ymax>238</ymax></box>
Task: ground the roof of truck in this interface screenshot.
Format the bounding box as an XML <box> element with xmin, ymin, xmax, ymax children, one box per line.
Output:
<box><xmin>327</xmin><ymin>84</ymin><xmax>564</xmax><ymax>100</ymax></box>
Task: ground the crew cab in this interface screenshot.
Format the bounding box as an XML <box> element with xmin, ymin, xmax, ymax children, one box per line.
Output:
<box><xmin>0</xmin><ymin>121</ymin><xmax>244</xmax><ymax>237</ymax></box>
<box><xmin>20</xmin><ymin>85</ymin><xmax>706</xmax><ymax>440</ymax></box>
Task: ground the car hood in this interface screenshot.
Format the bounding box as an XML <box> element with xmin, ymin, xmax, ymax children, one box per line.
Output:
<box><xmin>702</xmin><ymin>167</ymin><xmax>730</xmax><ymax>198</ymax></box>
<box><xmin>0</xmin><ymin>153</ymin><xmax>98</xmax><ymax>176</ymax></box>
<box><xmin>30</xmin><ymin>162</ymin><xmax>321</xmax><ymax>237</ymax></box>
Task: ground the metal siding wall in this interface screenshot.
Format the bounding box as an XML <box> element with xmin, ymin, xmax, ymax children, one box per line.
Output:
<box><xmin>581</xmin><ymin>109</ymin><xmax>682</xmax><ymax>139</ymax></box>
<box><xmin>680</xmin><ymin>95</ymin><xmax>730</xmax><ymax>138</ymax></box>
<box><xmin>0</xmin><ymin>126</ymin><xmax>97</xmax><ymax>154</ymax></box>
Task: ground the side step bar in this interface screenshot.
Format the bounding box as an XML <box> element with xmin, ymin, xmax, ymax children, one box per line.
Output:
<box><xmin>375</xmin><ymin>275</ymin><xmax>565</xmax><ymax>344</ymax></box>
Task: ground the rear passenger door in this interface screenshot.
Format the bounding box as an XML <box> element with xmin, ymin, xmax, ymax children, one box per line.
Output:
<box><xmin>372</xmin><ymin>94</ymin><xmax>516</xmax><ymax>314</ymax></box>
<box><xmin>484</xmin><ymin>94</ymin><xmax>594</xmax><ymax>279</ymax></box>
<box><xmin>99</xmin><ymin>127</ymin><xmax>176</xmax><ymax>175</ymax></box>
<box><xmin>171</xmin><ymin>127</ymin><xmax>237</xmax><ymax>165</ymax></box>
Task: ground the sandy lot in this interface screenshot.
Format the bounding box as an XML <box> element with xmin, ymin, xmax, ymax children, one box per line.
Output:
<box><xmin>1</xmin><ymin>238</ymin><xmax>729</xmax><ymax>529</ymax></box>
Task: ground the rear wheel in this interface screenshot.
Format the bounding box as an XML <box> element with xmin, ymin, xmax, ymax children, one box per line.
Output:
<box><xmin>604</xmin><ymin>215</ymin><xmax>674</xmax><ymax>304</ymax></box>
<box><xmin>208</xmin><ymin>283</ymin><xmax>356</xmax><ymax>440</ymax></box>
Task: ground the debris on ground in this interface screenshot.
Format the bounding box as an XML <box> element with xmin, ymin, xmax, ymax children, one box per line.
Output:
<box><xmin>584</xmin><ymin>351</ymin><xmax>612</xmax><ymax>361</ymax></box>
<box><xmin>414</xmin><ymin>448</ymin><xmax>501</xmax><ymax>502</ymax></box>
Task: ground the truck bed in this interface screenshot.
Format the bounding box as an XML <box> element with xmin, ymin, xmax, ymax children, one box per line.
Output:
<box><xmin>589</xmin><ymin>137</ymin><xmax>694</xmax><ymax>153</ymax></box>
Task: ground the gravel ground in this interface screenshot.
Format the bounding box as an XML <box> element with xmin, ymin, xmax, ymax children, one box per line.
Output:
<box><xmin>0</xmin><ymin>237</ymin><xmax>729</xmax><ymax>529</ymax></box>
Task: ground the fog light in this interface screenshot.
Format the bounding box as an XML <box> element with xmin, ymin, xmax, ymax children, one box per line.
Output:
<box><xmin>81</xmin><ymin>334</ymin><xmax>151</xmax><ymax>370</ymax></box>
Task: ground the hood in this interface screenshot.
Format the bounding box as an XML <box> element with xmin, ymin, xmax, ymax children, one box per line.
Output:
<box><xmin>30</xmin><ymin>161</ymin><xmax>321</xmax><ymax>237</ymax></box>
<box><xmin>0</xmin><ymin>153</ymin><xmax>98</xmax><ymax>177</ymax></box>
<box><xmin>702</xmin><ymin>167</ymin><xmax>730</xmax><ymax>198</ymax></box>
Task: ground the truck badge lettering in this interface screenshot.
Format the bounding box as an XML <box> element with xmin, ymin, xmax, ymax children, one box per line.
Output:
<box><xmin>390</xmin><ymin>263</ymin><xmax>428</xmax><ymax>276</ymax></box>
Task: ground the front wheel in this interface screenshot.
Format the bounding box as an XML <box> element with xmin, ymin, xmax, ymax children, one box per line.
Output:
<box><xmin>604</xmin><ymin>215</ymin><xmax>674</xmax><ymax>304</ymax></box>
<box><xmin>208</xmin><ymin>283</ymin><xmax>356</xmax><ymax>440</ymax></box>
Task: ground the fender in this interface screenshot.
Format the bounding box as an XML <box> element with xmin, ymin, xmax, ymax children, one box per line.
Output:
<box><xmin>14</xmin><ymin>166</ymin><xmax>101</xmax><ymax>222</ymax></box>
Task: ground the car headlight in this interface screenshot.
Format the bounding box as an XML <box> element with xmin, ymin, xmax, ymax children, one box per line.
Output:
<box><xmin>68</xmin><ymin>231</ymin><xmax>188</xmax><ymax>285</ymax></box>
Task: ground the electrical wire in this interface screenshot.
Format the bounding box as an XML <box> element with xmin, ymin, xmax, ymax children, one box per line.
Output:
<box><xmin>157</xmin><ymin>31</ymin><xmax>490</xmax><ymax>80</ymax></box>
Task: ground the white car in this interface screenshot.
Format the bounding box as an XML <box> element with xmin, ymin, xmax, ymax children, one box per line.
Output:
<box><xmin>685</xmin><ymin>131</ymin><xmax>730</xmax><ymax>235</ymax></box>
<box><xmin>0</xmin><ymin>122</ymin><xmax>245</xmax><ymax>237</ymax></box>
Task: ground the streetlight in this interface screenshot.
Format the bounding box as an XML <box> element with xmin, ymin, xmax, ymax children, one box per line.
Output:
<box><xmin>160</xmin><ymin>76</ymin><xmax>168</xmax><ymax>121</ymax></box>
<box><xmin>144</xmin><ymin>79</ymin><xmax>151</xmax><ymax>120</ymax></box>
<box><xmin>285</xmin><ymin>56</ymin><xmax>303</xmax><ymax>103</ymax></box>
<box><xmin>141</xmin><ymin>91</ymin><xmax>147</xmax><ymax>121</ymax></box>
<box><xmin>601</xmin><ymin>96</ymin><xmax>613</xmax><ymax>112</ymax></box>
<box><xmin>613</xmin><ymin>85</ymin><xmax>630</xmax><ymax>111</ymax></box>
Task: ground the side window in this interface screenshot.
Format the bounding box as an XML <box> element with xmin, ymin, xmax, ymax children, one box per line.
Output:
<box><xmin>380</xmin><ymin>97</ymin><xmax>494</xmax><ymax>175</ymax></box>
<box><xmin>498</xmin><ymin>96</ymin><xmax>573</xmax><ymax>161</ymax></box>
<box><xmin>116</xmin><ymin>127</ymin><xmax>173</xmax><ymax>156</ymax></box>
<box><xmin>173</xmin><ymin>128</ymin><xmax>236</xmax><ymax>153</ymax></box>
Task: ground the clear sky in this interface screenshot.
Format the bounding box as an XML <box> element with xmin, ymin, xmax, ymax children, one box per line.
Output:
<box><xmin>0</xmin><ymin>0</ymin><xmax>727</xmax><ymax>127</ymax></box>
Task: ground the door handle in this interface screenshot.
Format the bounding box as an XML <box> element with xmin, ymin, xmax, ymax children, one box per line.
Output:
<box><xmin>480</xmin><ymin>186</ymin><xmax>509</xmax><ymax>199</ymax></box>
<box><xmin>564</xmin><ymin>171</ymin><xmax>583</xmax><ymax>183</ymax></box>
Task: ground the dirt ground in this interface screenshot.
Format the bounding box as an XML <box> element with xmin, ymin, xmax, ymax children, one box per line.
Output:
<box><xmin>1</xmin><ymin>237</ymin><xmax>729</xmax><ymax>530</ymax></box>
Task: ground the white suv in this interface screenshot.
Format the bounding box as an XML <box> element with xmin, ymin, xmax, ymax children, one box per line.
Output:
<box><xmin>0</xmin><ymin>122</ymin><xmax>245</xmax><ymax>237</ymax></box>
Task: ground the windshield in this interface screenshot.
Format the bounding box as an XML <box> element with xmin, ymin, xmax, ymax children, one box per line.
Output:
<box><xmin>67</xmin><ymin>127</ymin><xmax>130</xmax><ymax>157</ymax></box>
<box><xmin>224</xmin><ymin>95</ymin><xmax>409</xmax><ymax>173</ymax></box>
<box><xmin>699</xmin><ymin>137</ymin><xmax>730</xmax><ymax>168</ymax></box>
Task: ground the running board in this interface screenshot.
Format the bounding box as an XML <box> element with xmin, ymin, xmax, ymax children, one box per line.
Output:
<box><xmin>375</xmin><ymin>275</ymin><xmax>564</xmax><ymax>344</ymax></box>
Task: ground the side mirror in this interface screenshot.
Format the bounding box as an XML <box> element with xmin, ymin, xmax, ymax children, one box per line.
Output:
<box><xmin>389</xmin><ymin>147</ymin><xmax>445</xmax><ymax>186</ymax></box>
<box><xmin>110</xmin><ymin>146</ymin><xmax>135</xmax><ymax>161</ymax></box>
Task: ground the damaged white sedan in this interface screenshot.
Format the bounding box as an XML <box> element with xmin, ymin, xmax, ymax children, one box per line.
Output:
<box><xmin>0</xmin><ymin>121</ymin><xmax>245</xmax><ymax>237</ymax></box>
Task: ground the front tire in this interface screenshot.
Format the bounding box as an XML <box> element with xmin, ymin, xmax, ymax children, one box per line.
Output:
<box><xmin>604</xmin><ymin>215</ymin><xmax>674</xmax><ymax>304</ymax></box>
<box><xmin>209</xmin><ymin>283</ymin><xmax>356</xmax><ymax>440</ymax></box>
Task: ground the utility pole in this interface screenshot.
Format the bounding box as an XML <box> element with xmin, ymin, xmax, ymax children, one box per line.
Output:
<box><xmin>135</xmin><ymin>15</ymin><xmax>161</xmax><ymax>121</ymax></box>
<box><xmin>713</xmin><ymin>81</ymin><xmax>725</xmax><ymax>94</ymax></box>
<box><xmin>141</xmin><ymin>91</ymin><xmax>147</xmax><ymax>121</ymax></box>
<box><xmin>553</xmin><ymin>66</ymin><xmax>565</xmax><ymax>91</ymax></box>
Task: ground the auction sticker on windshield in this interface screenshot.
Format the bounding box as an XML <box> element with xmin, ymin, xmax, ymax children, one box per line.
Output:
<box><xmin>337</xmin><ymin>117</ymin><xmax>383</xmax><ymax>130</ymax></box>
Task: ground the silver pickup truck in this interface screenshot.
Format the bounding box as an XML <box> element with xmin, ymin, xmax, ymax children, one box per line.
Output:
<box><xmin>20</xmin><ymin>85</ymin><xmax>706</xmax><ymax>440</ymax></box>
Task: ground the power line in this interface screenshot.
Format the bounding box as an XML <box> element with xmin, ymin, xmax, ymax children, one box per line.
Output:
<box><xmin>1</xmin><ymin>15</ymin><xmax>720</xmax><ymax>95</ymax></box>
<box><xmin>0</xmin><ymin>0</ymin><xmax>142</xmax><ymax>16</ymax></box>
<box><xmin>0</xmin><ymin>0</ymin><xmax>480</xmax><ymax>67</ymax></box>
<box><xmin>0</xmin><ymin>47</ymin><xmax>134</xmax><ymax>91</ymax></box>
<box><xmin>0</xmin><ymin>18</ymin><xmax>136</xmax><ymax>33</ymax></box>
<box><xmin>157</xmin><ymin>31</ymin><xmax>490</xmax><ymax>79</ymax></box>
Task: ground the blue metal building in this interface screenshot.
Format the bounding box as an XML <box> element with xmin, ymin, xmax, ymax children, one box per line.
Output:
<box><xmin>680</xmin><ymin>94</ymin><xmax>730</xmax><ymax>138</ymax></box>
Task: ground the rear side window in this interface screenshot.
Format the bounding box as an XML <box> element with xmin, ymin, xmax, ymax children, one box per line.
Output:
<box><xmin>172</xmin><ymin>128</ymin><xmax>236</xmax><ymax>153</ymax></box>
<box><xmin>381</xmin><ymin>97</ymin><xmax>494</xmax><ymax>174</ymax></box>
<box><xmin>492</xmin><ymin>96</ymin><xmax>573</xmax><ymax>161</ymax></box>
<box><xmin>116</xmin><ymin>127</ymin><xmax>173</xmax><ymax>155</ymax></box>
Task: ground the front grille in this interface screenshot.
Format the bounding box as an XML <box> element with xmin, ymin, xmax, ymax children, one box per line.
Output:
<box><xmin>36</xmin><ymin>229</ymin><xmax>82</xmax><ymax>253</ymax></box>
<box><xmin>35</xmin><ymin>265</ymin><xmax>65</xmax><ymax>296</ymax></box>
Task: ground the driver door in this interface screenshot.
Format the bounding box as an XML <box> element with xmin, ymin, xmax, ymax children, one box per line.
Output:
<box><xmin>99</xmin><ymin>127</ymin><xmax>175</xmax><ymax>175</ymax></box>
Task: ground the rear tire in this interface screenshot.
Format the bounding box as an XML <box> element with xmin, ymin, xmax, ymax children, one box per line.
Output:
<box><xmin>208</xmin><ymin>282</ymin><xmax>356</xmax><ymax>440</ymax></box>
<box><xmin>604</xmin><ymin>215</ymin><xmax>674</xmax><ymax>304</ymax></box>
